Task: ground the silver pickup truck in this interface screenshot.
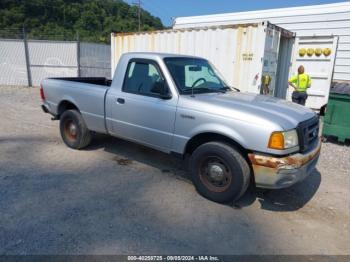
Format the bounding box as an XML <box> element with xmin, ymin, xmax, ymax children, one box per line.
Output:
<box><xmin>41</xmin><ymin>52</ymin><xmax>321</xmax><ymax>203</ymax></box>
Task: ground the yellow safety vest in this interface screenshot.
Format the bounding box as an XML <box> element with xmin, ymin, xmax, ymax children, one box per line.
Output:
<box><xmin>262</xmin><ymin>75</ymin><xmax>271</xmax><ymax>85</ymax></box>
<box><xmin>289</xmin><ymin>73</ymin><xmax>311</xmax><ymax>92</ymax></box>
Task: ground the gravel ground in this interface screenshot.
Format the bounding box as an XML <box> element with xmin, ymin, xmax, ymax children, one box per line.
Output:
<box><xmin>0</xmin><ymin>86</ymin><xmax>349</xmax><ymax>255</ymax></box>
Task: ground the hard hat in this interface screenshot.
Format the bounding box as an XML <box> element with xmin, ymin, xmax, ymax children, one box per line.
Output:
<box><xmin>299</xmin><ymin>48</ymin><xmax>306</xmax><ymax>57</ymax></box>
<box><xmin>323</xmin><ymin>48</ymin><xmax>331</xmax><ymax>56</ymax></box>
<box><xmin>307</xmin><ymin>48</ymin><xmax>314</xmax><ymax>56</ymax></box>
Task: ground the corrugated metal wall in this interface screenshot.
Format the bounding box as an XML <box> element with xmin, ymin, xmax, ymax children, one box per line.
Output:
<box><xmin>80</xmin><ymin>42</ymin><xmax>111</xmax><ymax>78</ymax></box>
<box><xmin>29</xmin><ymin>40</ymin><xmax>78</xmax><ymax>86</ymax></box>
<box><xmin>0</xmin><ymin>39</ymin><xmax>28</xmax><ymax>85</ymax></box>
<box><xmin>174</xmin><ymin>2</ymin><xmax>350</xmax><ymax>82</ymax></box>
<box><xmin>0</xmin><ymin>39</ymin><xmax>111</xmax><ymax>86</ymax></box>
<box><xmin>111</xmin><ymin>24</ymin><xmax>278</xmax><ymax>93</ymax></box>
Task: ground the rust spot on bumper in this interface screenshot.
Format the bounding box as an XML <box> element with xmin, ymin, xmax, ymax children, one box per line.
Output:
<box><xmin>248</xmin><ymin>140</ymin><xmax>321</xmax><ymax>189</ymax></box>
<box><xmin>248</xmin><ymin>141</ymin><xmax>321</xmax><ymax>170</ymax></box>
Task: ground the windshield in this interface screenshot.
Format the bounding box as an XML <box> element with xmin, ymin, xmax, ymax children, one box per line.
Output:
<box><xmin>164</xmin><ymin>57</ymin><xmax>231</xmax><ymax>94</ymax></box>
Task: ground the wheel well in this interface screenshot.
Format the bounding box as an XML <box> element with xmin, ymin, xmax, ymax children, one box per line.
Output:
<box><xmin>57</xmin><ymin>100</ymin><xmax>79</xmax><ymax>118</ymax></box>
<box><xmin>184</xmin><ymin>132</ymin><xmax>255</xmax><ymax>186</ymax></box>
<box><xmin>185</xmin><ymin>133</ymin><xmax>247</xmax><ymax>157</ymax></box>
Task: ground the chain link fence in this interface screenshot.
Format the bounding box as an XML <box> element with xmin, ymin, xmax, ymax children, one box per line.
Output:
<box><xmin>0</xmin><ymin>29</ymin><xmax>111</xmax><ymax>86</ymax></box>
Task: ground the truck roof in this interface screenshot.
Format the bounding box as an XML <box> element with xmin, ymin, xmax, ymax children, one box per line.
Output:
<box><xmin>121</xmin><ymin>52</ymin><xmax>204</xmax><ymax>60</ymax></box>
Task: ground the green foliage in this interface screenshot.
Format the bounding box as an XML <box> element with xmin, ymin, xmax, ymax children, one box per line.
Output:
<box><xmin>0</xmin><ymin>0</ymin><xmax>164</xmax><ymax>43</ymax></box>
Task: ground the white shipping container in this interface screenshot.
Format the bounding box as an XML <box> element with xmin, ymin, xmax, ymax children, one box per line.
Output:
<box><xmin>111</xmin><ymin>22</ymin><xmax>294</xmax><ymax>97</ymax></box>
<box><xmin>173</xmin><ymin>2</ymin><xmax>350</xmax><ymax>83</ymax></box>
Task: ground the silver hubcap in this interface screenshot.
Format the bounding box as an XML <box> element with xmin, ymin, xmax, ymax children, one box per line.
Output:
<box><xmin>64</xmin><ymin>120</ymin><xmax>78</xmax><ymax>141</ymax></box>
<box><xmin>68</xmin><ymin>123</ymin><xmax>77</xmax><ymax>136</ymax></box>
<box><xmin>198</xmin><ymin>156</ymin><xmax>232</xmax><ymax>193</ymax></box>
<box><xmin>208</xmin><ymin>163</ymin><xmax>225</xmax><ymax>182</ymax></box>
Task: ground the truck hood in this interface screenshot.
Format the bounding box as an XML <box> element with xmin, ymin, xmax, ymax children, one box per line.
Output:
<box><xmin>179</xmin><ymin>91</ymin><xmax>316</xmax><ymax>130</ymax></box>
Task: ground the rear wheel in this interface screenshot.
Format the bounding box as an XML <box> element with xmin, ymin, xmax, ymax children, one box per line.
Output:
<box><xmin>59</xmin><ymin>109</ymin><xmax>92</xmax><ymax>149</ymax></box>
<box><xmin>189</xmin><ymin>142</ymin><xmax>250</xmax><ymax>203</ymax></box>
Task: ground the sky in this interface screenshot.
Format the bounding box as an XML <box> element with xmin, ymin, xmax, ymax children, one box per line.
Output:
<box><xmin>124</xmin><ymin>0</ymin><xmax>349</xmax><ymax>26</ymax></box>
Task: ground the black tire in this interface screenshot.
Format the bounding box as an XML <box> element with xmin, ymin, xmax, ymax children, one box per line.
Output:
<box><xmin>189</xmin><ymin>142</ymin><xmax>250</xmax><ymax>203</ymax></box>
<box><xmin>59</xmin><ymin>109</ymin><xmax>92</xmax><ymax>149</ymax></box>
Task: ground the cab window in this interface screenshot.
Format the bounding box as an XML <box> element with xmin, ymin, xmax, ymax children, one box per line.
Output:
<box><xmin>123</xmin><ymin>60</ymin><xmax>167</xmax><ymax>97</ymax></box>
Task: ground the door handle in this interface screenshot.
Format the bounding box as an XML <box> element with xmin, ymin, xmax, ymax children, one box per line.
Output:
<box><xmin>116</xmin><ymin>98</ymin><xmax>125</xmax><ymax>104</ymax></box>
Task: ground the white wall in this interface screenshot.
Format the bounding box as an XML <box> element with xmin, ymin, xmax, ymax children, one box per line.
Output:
<box><xmin>174</xmin><ymin>2</ymin><xmax>350</xmax><ymax>82</ymax></box>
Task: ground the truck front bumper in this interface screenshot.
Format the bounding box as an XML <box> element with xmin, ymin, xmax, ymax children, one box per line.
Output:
<box><xmin>248</xmin><ymin>139</ymin><xmax>321</xmax><ymax>189</ymax></box>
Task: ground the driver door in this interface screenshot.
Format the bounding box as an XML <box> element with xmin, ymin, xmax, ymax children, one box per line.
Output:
<box><xmin>109</xmin><ymin>59</ymin><xmax>177</xmax><ymax>152</ymax></box>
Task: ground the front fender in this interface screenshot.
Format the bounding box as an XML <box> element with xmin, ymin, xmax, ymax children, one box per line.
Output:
<box><xmin>189</xmin><ymin>123</ymin><xmax>248</xmax><ymax>148</ymax></box>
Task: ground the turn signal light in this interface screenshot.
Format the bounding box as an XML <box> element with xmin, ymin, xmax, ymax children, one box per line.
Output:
<box><xmin>268</xmin><ymin>132</ymin><xmax>284</xmax><ymax>150</ymax></box>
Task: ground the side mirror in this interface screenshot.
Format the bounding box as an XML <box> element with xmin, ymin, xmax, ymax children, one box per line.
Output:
<box><xmin>151</xmin><ymin>81</ymin><xmax>172</xmax><ymax>99</ymax></box>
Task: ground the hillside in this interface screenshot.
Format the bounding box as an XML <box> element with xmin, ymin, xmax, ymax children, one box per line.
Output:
<box><xmin>0</xmin><ymin>0</ymin><xmax>164</xmax><ymax>43</ymax></box>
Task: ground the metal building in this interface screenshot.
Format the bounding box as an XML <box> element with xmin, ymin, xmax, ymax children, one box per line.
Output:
<box><xmin>173</xmin><ymin>1</ymin><xmax>350</xmax><ymax>84</ymax></box>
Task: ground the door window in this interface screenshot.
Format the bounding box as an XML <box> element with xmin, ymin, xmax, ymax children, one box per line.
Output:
<box><xmin>123</xmin><ymin>60</ymin><xmax>167</xmax><ymax>97</ymax></box>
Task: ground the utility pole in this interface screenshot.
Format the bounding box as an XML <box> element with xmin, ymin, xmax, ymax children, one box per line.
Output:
<box><xmin>133</xmin><ymin>0</ymin><xmax>141</xmax><ymax>32</ymax></box>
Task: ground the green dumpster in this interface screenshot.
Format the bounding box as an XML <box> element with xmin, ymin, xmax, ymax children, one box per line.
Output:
<box><xmin>323</xmin><ymin>83</ymin><xmax>350</xmax><ymax>142</ymax></box>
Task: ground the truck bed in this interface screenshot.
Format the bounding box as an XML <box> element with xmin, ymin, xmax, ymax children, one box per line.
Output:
<box><xmin>42</xmin><ymin>77</ymin><xmax>110</xmax><ymax>134</ymax></box>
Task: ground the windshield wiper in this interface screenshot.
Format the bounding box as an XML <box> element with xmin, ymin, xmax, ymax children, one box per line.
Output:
<box><xmin>220</xmin><ymin>86</ymin><xmax>231</xmax><ymax>91</ymax></box>
<box><xmin>222</xmin><ymin>86</ymin><xmax>240</xmax><ymax>92</ymax></box>
<box><xmin>182</xmin><ymin>87</ymin><xmax>226</xmax><ymax>94</ymax></box>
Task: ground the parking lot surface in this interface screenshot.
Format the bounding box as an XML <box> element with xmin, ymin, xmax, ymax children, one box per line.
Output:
<box><xmin>0</xmin><ymin>86</ymin><xmax>349</xmax><ymax>255</ymax></box>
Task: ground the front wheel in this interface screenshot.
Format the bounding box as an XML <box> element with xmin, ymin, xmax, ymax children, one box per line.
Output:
<box><xmin>59</xmin><ymin>109</ymin><xmax>92</xmax><ymax>149</ymax></box>
<box><xmin>189</xmin><ymin>142</ymin><xmax>250</xmax><ymax>203</ymax></box>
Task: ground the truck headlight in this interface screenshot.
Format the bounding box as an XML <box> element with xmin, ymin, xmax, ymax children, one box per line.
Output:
<box><xmin>268</xmin><ymin>129</ymin><xmax>298</xmax><ymax>150</ymax></box>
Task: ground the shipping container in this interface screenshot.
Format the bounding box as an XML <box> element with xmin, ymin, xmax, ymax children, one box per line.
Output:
<box><xmin>173</xmin><ymin>1</ymin><xmax>350</xmax><ymax>109</ymax></box>
<box><xmin>111</xmin><ymin>22</ymin><xmax>294</xmax><ymax>97</ymax></box>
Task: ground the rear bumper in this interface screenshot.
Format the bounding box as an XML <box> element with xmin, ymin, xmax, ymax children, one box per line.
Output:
<box><xmin>248</xmin><ymin>139</ymin><xmax>321</xmax><ymax>189</ymax></box>
<box><xmin>41</xmin><ymin>103</ymin><xmax>58</xmax><ymax>120</ymax></box>
<box><xmin>41</xmin><ymin>104</ymin><xmax>49</xmax><ymax>113</ymax></box>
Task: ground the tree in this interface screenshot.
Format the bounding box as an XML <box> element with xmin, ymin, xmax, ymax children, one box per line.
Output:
<box><xmin>0</xmin><ymin>0</ymin><xmax>165</xmax><ymax>43</ymax></box>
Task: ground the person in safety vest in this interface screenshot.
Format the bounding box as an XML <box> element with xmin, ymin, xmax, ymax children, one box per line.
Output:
<box><xmin>262</xmin><ymin>74</ymin><xmax>271</xmax><ymax>95</ymax></box>
<box><xmin>288</xmin><ymin>65</ymin><xmax>311</xmax><ymax>106</ymax></box>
